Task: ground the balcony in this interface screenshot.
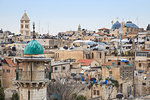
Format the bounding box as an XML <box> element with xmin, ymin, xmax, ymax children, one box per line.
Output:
<box><xmin>16</xmin><ymin>70</ymin><xmax>49</xmax><ymax>82</ymax></box>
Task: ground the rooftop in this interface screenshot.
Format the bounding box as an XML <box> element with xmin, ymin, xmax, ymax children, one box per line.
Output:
<box><xmin>77</xmin><ymin>59</ymin><xmax>94</xmax><ymax>66</ymax></box>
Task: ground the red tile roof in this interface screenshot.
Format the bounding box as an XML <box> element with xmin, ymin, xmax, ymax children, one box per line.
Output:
<box><xmin>141</xmin><ymin>49</ymin><xmax>150</xmax><ymax>51</ymax></box>
<box><xmin>5</xmin><ymin>59</ymin><xmax>16</xmax><ymax>67</ymax></box>
<box><xmin>5</xmin><ymin>59</ymin><xmax>22</xmax><ymax>67</ymax></box>
<box><xmin>103</xmin><ymin>60</ymin><xmax>126</xmax><ymax>66</ymax></box>
<box><xmin>77</xmin><ymin>59</ymin><xmax>94</xmax><ymax>66</ymax></box>
<box><xmin>98</xmin><ymin>28</ymin><xmax>109</xmax><ymax>30</ymax></box>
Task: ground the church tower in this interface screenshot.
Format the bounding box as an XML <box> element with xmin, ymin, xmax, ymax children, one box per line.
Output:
<box><xmin>15</xmin><ymin>23</ymin><xmax>51</xmax><ymax>100</ymax></box>
<box><xmin>20</xmin><ymin>11</ymin><xmax>31</xmax><ymax>37</ymax></box>
<box><xmin>78</xmin><ymin>24</ymin><xmax>81</xmax><ymax>32</ymax></box>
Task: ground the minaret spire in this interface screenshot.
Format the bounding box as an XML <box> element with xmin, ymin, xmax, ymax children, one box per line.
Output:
<box><xmin>33</xmin><ymin>22</ymin><xmax>36</xmax><ymax>40</ymax></box>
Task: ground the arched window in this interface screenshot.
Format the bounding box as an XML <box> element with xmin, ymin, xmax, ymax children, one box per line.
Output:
<box><xmin>92</xmin><ymin>53</ymin><xmax>94</xmax><ymax>59</ymax></box>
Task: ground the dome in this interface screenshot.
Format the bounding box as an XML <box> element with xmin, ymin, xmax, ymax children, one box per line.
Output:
<box><xmin>125</xmin><ymin>21</ymin><xmax>138</xmax><ymax>28</ymax></box>
<box><xmin>0</xmin><ymin>29</ymin><xmax>3</xmax><ymax>33</ymax></box>
<box><xmin>112</xmin><ymin>21</ymin><xmax>121</xmax><ymax>29</ymax></box>
<box><xmin>24</xmin><ymin>40</ymin><xmax>44</xmax><ymax>55</ymax></box>
<box><xmin>146</xmin><ymin>24</ymin><xmax>150</xmax><ymax>31</ymax></box>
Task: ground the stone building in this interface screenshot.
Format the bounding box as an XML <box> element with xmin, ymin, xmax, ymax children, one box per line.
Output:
<box><xmin>51</xmin><ymin>62</ymin><xmax>71</xmax><ymax>80</ymax></box>
<box><xmin>13</xmin><ymin>23</ymin><xmax>52</xmax><ymax>99</ymax></box>
<box><xmin>1</xmin><ymin>58</ymin><xmax>22</xmax><ymax>88</ymax></box>
<box><xmin>102</xmin><ymin>60</ymin><xmax>134</xmax><ymax>98</ymax></box>
<box><xmin>14</xmin><ymin>36</ymin><xmax>51</xmax><ymax>99</ymax></box>
<box><xmin>91</xmin><ymin>84</ymin><xmax>118</xmax><ymax>100</ymax></box>
<box><xmin>134</xmin><ymin>72</ymin><xmax>150</xmax><ymax>97</ymax></box>
<box><xmin>135</xmin><ymin>50</ymin><xmax>150</xmax><ymax>72</ymax></box>
<box><xmin>20</xmin><ymin>12</ymin><xmax>31</xmax><ymax>40</ymax></box>
<box><xmin>110</xmin><ymin>20</ymin><xmax>139</xmax><ymax>36</ymax></box>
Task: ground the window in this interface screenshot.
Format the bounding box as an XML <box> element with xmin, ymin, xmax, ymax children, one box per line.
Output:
<box><xmin>28</xmin><ymin>90</ymin><xmax>30</xmax><ymax>100</ymax></box>
<box><xmin>21</xmin><ymin>25</ymin><xmax>23</xmax><ymax>28</ymax></box>
<box><xmin>142</xmin><ymin>83</ymin><xmax>146</xmax><ymax>85</ymax></box>
<box><xmin>109</xmin><ymin>71</ymin><xmax>112</xmax><ymax>75</ymax></box>
<box><xmin>7</xmin><ymin>69</ymin><xmax>10</xmax><ymax>73</ymax></box>
<box><xmin>99</xmin><ymin>52</ymin><xmax>101</xmax><ymax>58</ymax></box>
<box><xmin>25</xmin><ymin>25</ymin><xmax>29</xmax><ymax>28</ymax></box>
<box><xmin>58</xmin><ymin>53</ymin><xmax>59</xmax><ymax>58</ymax></box>
<box><xmin>139</xmin><ymin>63</ymin><xmax>142</xmax><ymax>67</ymax></box>
<box><xmin>126</xmin><ymin>28</ymin><xmax>129</xmax><ymax>32</ymax></box>
<box><xmin>94</xmin><ymin>90</ymin><xmax>96</xmax><ymax>95</ymax></box>
<box><xmin>132</xmin><ymin>58</ymin><xmax>134</xmax><ymax>60</ymax></box>
<box><xmin>92</xmin><ymin>53</ymin><xmax>94</xmax><ymax>59</ymax></box>
<box><xmin>3</xmin><ymin>69</ymin><xmax>5</xmax><ymax>72</ymax></box>
<box><xmin>97</xmin><ymin>90</ymin><xmax>100</xmax><ymax>95</ymax></box>
<box><xmin>55</xmin><ymin>67</ymin><xmax>58</xmax><ymax>70</ymax></box>
<box><xmin>129</xmin><ymin>58</ymin><xmax>131</xmax><ymax>60</ymax></box>
<box><xmin>62</xmin><ymin>66</ymin><xmax>65</xmax><ymax>70</ymax></box>
<box><xmin>148</xmin><ymin>63</ymin><xmax>150</xmax><ymax>67</ymax></box>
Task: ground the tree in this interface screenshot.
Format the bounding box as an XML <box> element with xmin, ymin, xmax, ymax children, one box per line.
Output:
<box><xmin>47</xmin><ymin>82</ymin><xmax>77</xmax><ymax>100</ymax></box>
<box><xmin>47</xmin><ymin>81</ymin><xmax>87</xmax><ymax>100</ymax></box>
<box><xmin>121</xmin><ymin>52</ymin><xmax>125</xmax><ymax>56</ymax></box>
<box><xmin>72</xmin><ymin>93</ymin><xmax>86</xmax><ymax>100</ymax></box>
<box><xmin>113</xmin><ymin>47</ymin><xmax>118</xmax><ymax>56</ymax></box>
<box><xmin>76</xmin><ymin>95</ymin><xmax>86</xmax><ymax>100</ymax></box>
<box><xmin>0</xmin><ymin>87</ymin><xmax>5</xmax><ymax>100</ymax></box>
<box><xmin>11</xmin><ymin>92</ymin><xmax>19</xmax><ymax>100</ymax></box>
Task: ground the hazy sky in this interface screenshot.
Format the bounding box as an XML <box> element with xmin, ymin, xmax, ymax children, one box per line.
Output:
<box><xmin>0</xmin><ymin>0</ymin><xmax>150</xmax><ymax>35</ymax></box>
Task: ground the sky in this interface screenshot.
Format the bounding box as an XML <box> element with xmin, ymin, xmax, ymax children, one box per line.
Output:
<box><xmin>0</xmin><ymin>0</ymin><xmax>150</xmax><ymax>35</ymax></box>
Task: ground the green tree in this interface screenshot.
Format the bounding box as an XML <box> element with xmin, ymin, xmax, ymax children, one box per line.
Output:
<box><xmin>0</xmin><ymin>87</ymin><xmax>5</xmax><ymax>100</ymax></box>
<box><xmin>72</xmin><ymin>93</ymin><xmax>86</xmax><ymax>100</ymax></box>
<box><xmin>76</xmin><ymin>95</ymin><xmax>86</xmax><ymax>100</ymax></box>
<box><xmin>121</xmin><ymin>52</ymin><xmax>124</xmax><ymax>56</ymax></box>
<box><xmin>11</xmin><ymin>92</ymin><xmax>19</xmax><ymax>100</ymax></box>
<box><xmin>114</xmin><ymin>47</ymin><xmax>118</xmax><ymax>56</ymax></box>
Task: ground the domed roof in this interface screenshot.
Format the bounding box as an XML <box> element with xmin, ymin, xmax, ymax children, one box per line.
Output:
<box><xmin>0</xmin><ymin>29</ymin><xmax>3</xmax><ymax>33</ymax></box>
<box><xmin>146</xmin><ymin>24</ymin><xmax>150</xmax><ymax>31</ymax></box>
<box><xmin>112</xmin><ymin>21</ymin><xmax>121</xmax><ymax>29</ymax></box>
<box><xmin>24</xmin><ymin>40</ymin><xmax>44</xmax><ymax>55</ymax></box>
<box><xmin>125</xmin><ymin>21</ymin><xmax>138</xmax><ymax>28</ymax></box>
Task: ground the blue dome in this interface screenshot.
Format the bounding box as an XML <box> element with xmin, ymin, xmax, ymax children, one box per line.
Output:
<box><xmin>125</xmin><ymin>21</ymin><xmax>138</xmax><ymax>28</ymax></box>
<box><xmin>112</xmin><ymin>21</ymin><xmax>121</xmax><ymax>29</ymax></box>
<box><xmin>24</xmin><ymin>40</ymin><xmax>44</xmax><ymax>55</ymax></box>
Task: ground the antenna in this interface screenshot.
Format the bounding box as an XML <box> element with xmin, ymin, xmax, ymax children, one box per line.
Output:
<box><xmin>39</xmin><ymin>21</ymin><xmax>40</xmax><ymax>34</ymax></box>
<box><xmin>137</xmin><ymin>16</ymin><xmax>139</xmax><ymax>26</ymax></box>
<box><xmin>48</xmin><ymin>23</ymin><xmax>49</xmax><ymax>34</ymax></box>
<box><xmin>33</xmin><ymin>22</ymin><xmax>36</xmax><ymax>40</ymax></box>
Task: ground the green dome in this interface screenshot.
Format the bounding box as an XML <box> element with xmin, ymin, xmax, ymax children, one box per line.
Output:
<box><xmin>24</xmin><ymin>40</ymin><xmax>44</xmax><ymax>55</ymax></box>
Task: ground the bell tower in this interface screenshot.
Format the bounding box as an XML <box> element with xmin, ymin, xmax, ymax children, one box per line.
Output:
<box><xmin>20</xmin><ymin>11</ymin><xmax>31</xmax><ymax>38</ymax></box>
<box><xmin>78</xmin><ymin>24</ymin><xmax>81</xmax><ymax>32</ymax></box>
<box><xmin>15</xmin><ymin>23</ymin><xmax>51</xmax><ymax>100</ymax></box>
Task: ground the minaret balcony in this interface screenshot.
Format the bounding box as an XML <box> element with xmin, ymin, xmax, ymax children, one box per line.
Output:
<box><xmin>16</xmin><ymin>70</ymin><xmax>49</xmax><ymax>82</ymax></box>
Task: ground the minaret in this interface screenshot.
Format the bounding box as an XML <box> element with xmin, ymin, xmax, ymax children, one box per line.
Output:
<box><xmin>121</xmin><ymin>20</ymin><xmax>125</xmax><ymax>32</ymax></box>
<box><xmin>78</xmin><ymin>24</ymin><xmax>81</xmax><ymax>32</ymax></box>
<box><xmin>15</xmin><ymin>23</ymin><xmax>51</xmax><ymax>100</ymax></box>
<box><xmin>20</xmin><ymin>11</ymin><xmax>30</xmax><ymax>37</ymax></box>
